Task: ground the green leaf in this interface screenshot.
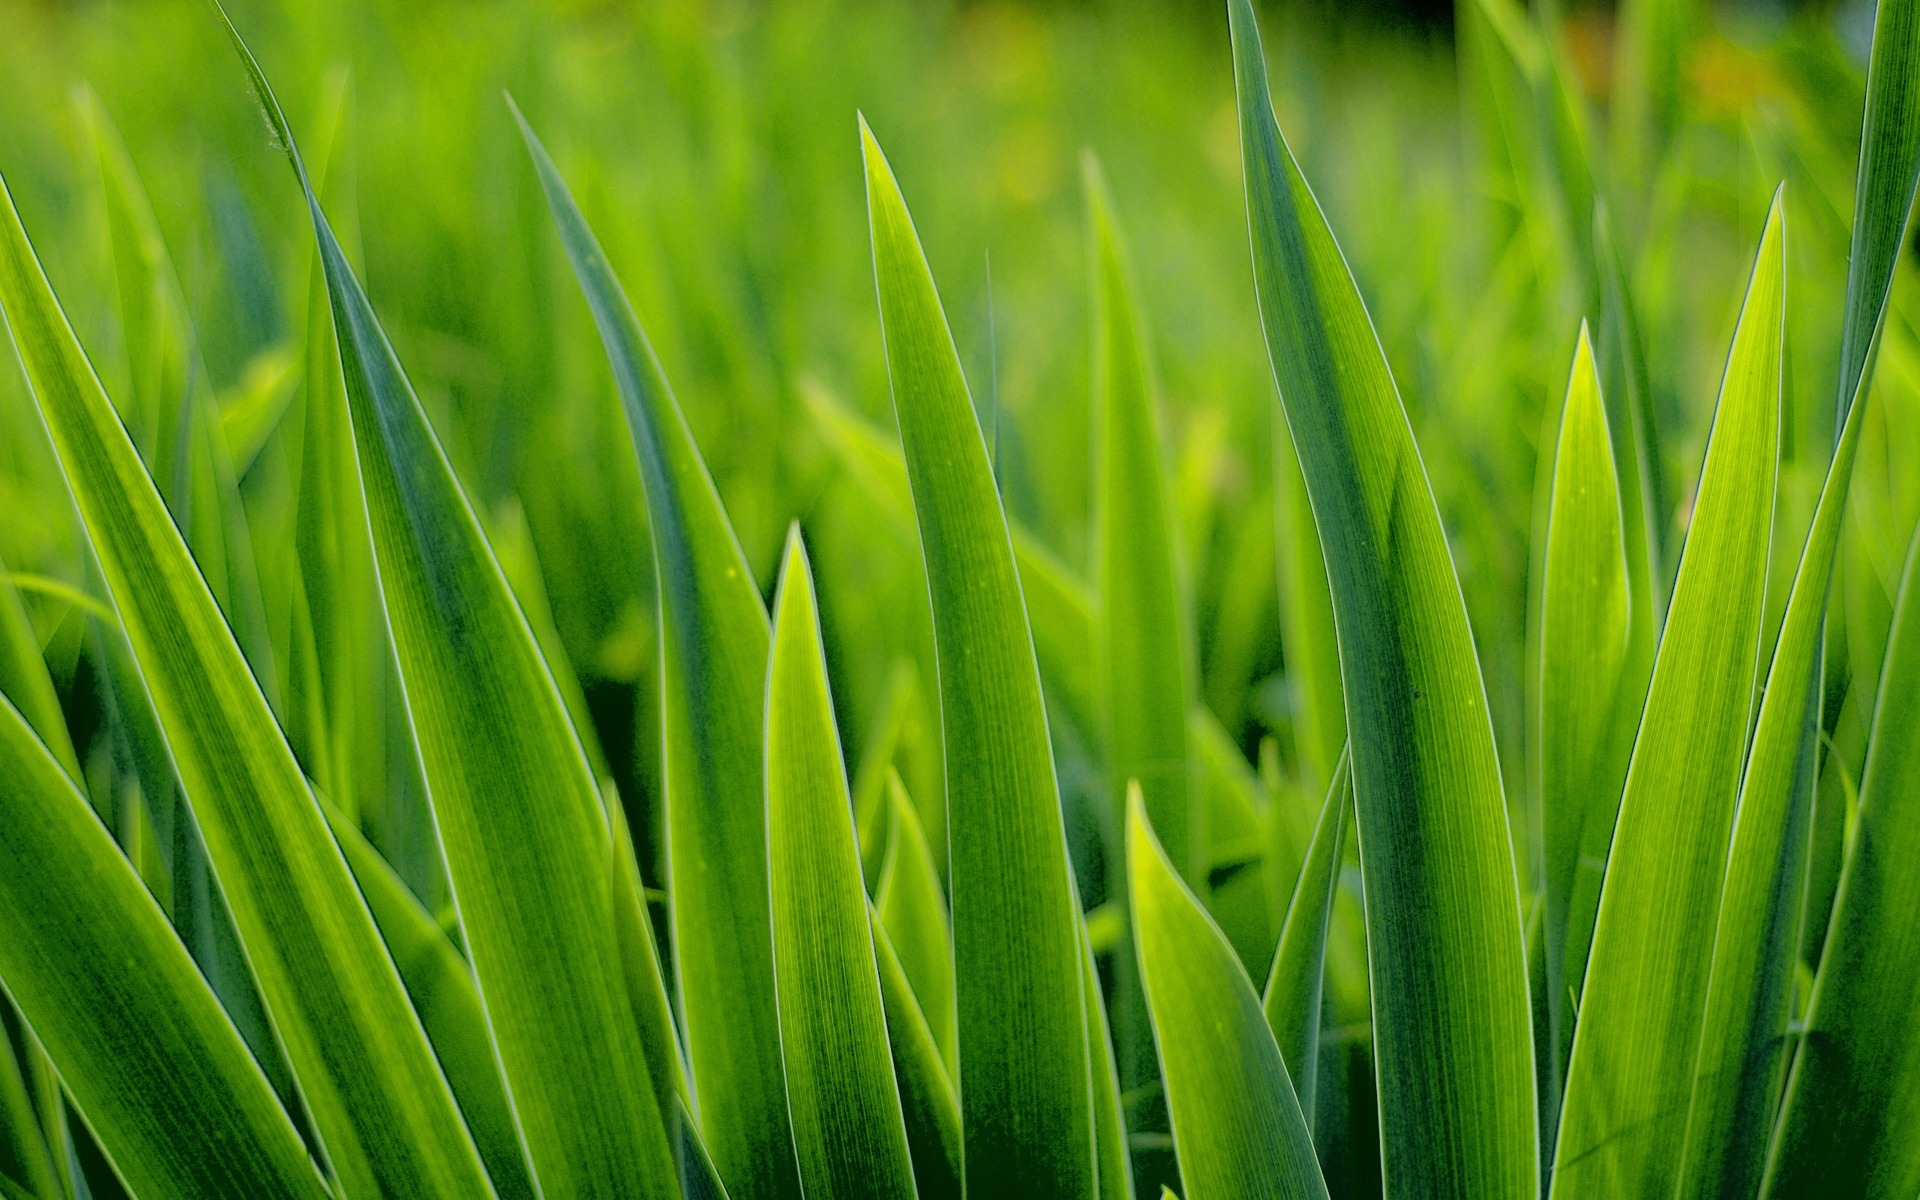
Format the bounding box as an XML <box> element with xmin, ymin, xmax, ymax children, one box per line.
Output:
<box><xmin>766</xmin><ymin>529</ymin><xmax>918</xmax><ymax>1199</ymax></box>
<box><xmin>1273</xmin><ymin>420</ymin><xmax>1344</xmax><ymax>797</ymax></box>
<box><xmin>1229</xmin><ymin>1</ymin><xmax>1539</xmax><ymax>1194</ymax></box>
<box><xmin>1834</xmin><ymin>0</ymin><xmax>1920</xmax><ymax>426</ymax></box>
<box><xmin>0</xmin><ymin>697</ymin><xmax>329</xmax><ymax>1200</ymax></box>
<box><xmin>0</xmin><ymin>137</ymin><xmax>491</xmax><ymax>1200</ymax></box>
<box><xmin>1760</xmin><ymin>476</ymin><xmax>1920</xmax><ymax>1200</ymax></box>
<box><xmin>0</xmin><ymin>563</ymin><xmax>78</xmax><ymax>782</ymax></box>
<box><xmin>862</xmin><ymin>115</ymin><xmax>1096</xmax><ymax>1197</ymax></box>
<box><xmin>1263</xmin><ymin>747</ymin><xmax>1350</xmax><ymax>1127</ymax></box>
<box><xmin>1129</xmin><ymin>787</ymin><xmax>1328</xmax><ymax>1200</ymax></box>
<box><xmin>610</xmin><ymin>791</ymin><xmax>692</xmax><ymax>1126</ymax></box>
<box><xmin>876</xmin><ymin>771</ymin><xmax>957</xmax><ymax>1078</ymax></box>
<box><xmin>1550</xmin><ymin>192</ymin><xmax>1785</xmax><ymax>1199</ymax></box>
<box><xmin>1676</xmin><ymin>331</ymin><xmax>1875</xmax><ymax>1200</ymax></box>
<box><xmin>871</xmin><ymin>914</ymin><xmax>964</xmax><ymax>1200</ymax></box>
<box><xmin>1537</xmin><ymin>326</ymin><xmax>1635</xmax><ymax>1099</ymax></box>
<box><xmin>516</xmin><ymin>106</ymin><xmax>798</xmax><ymax>1200</ymax></box>
<box><xmin>320</xmin><ymin>795</ymin><xmax>540</xmax><ymax>1200</ymax></box>
<box><xmin>1080</xmin><ymin>916</ymin><xmax>1133</xmax><ymax>1200</ymax></box>
<box><xmin>1087</xmin><ymin>157</ymin><xmax>1196</xmax><ymax>886</ymax></box>
<box><xmin>242</xmin><ymin>64</ymin><xmax>678</xmax><ymax>1200</ymax></box>
<box><xmin>0</xmin><ymin>999</ymin><xmax>59</xmax><ymax>1200</ymax></box>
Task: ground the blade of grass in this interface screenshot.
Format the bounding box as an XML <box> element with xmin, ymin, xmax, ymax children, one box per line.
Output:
<box><xmin>0</xmin><ymin>561</ymin><xmax>77</xmax><ymax>781</ymax></box>
<box><xmin>226</xmin><ymin>38</ymin><xmax>678</xmax><ymax>1195</ymax></box>
<box><xmin>0</xmin><ymin>697</ymin><xmax>329</xmax><ymax>1200</ymax></box>
<box><xmin>0</xmin><ymin>146</ymin><xmax>492</xmax><ymax>1200</ymax></box>
<box><xmin>1087</xmin><ymin>157</ymin><xmax>1196</xmax><ymax>885</ymax></box>
<box><xmin>0</xmin><ymin>1000</ymin><xmax>59</xmax><ymax>1200</ymax></box>
<box><xmin>1551</xmin><ymin>192</ymin><xmax>1785</xmax><ymax>1199</ymax></box>
<box><xmin>1129</xmin><ymin>787</ymin><xmax>1328</xmax><ymax>1200</ymax></box>
<box><xmin>1262</xmin><ymin>747</ymin><xmax>1350</xmax><ymax>1128</ymax></box>
<box><xmin>1537</xmin><ymin>326</ymin><xmax>1634</xmax><ymax>1108</ymax></box>
<box><xmin>1229</xmin><ymin>1</ymin><xmax>1539</xmax><ymax>1193</ymax></box>
<box><xmin>876</xmin><ymin>771</ymin><xmax>957</xmax><ymax>1078</ymax></box>
<box><xmin>871</xmin><ymin>914</ymin><xmax>965</xmax><ymax>1200</ymax></box>
<box><xmin>515</xmin><ymin>107</ymin><xmax>798</xmax><ymax>1200</ymax></box>
<box><xmin>1080</xmin><ymin>915</ymin><xmax>1132</xmax><ymax>1200</ymax></box>
<box><xmin>320</xmin><ymin>796</ymin><xmax>540</xmax><ymax>1200</ymax></box>
<box><xmin>862</xmin><ymin>115</ymin><xmax>1097</xmax><ymax>1197</ymax></box>
<box><xmin>1676</xmin><ymin>331</ymin><xmax>1875</xmax><ymax>1200</ymax></box>
<box><xmin>1760</xmin><ymin>482</ymin><xmax>1920</xmax><ymax>1200</ymax></box>
<box><xmin>766</xmin><ymin>529</ymin><xmax>917</xmax><ymax>1199</ymax></box>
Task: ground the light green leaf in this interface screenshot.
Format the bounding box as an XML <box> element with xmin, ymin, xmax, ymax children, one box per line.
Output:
<box><xmin>610</xmin><ymin>790</ymin><xmax>692</xmax><ymax>1126</ymax></box>
<box><xmin>862</xmin><ymin>115</ymin><xmax>1096</xmax><ymax>1197</ymax></box>
<box><xmin>1129</xmin><ymin>787</ymin><xmax>1328</xmax><ymax>1200</ymax></box>
<box><xmin>1262</xmin><ymin>747</ymin><xmax>1350</xmax><ymax>1127</ymax></box>
<box><xmin>0</xmin><ymin>697</ymin><xmax>329</xmax><ymax>1200</ymax></box>
<box><xmin>0</xmin><ymin>563</ymin><xmax>78</xmax><ymax>782</ymax></box>
<box><xmin>766</xmin><ymin>529</ymin><xmax>917</xmax><ymax>1199</ymax></box>
<box><xmin>1537</xmin><ymin>326</ymin><xmax>1635</xmax><ymax>1099</ymax></box>
<box><xmin>1229</xmin><ymin>1</ymin><xmax>1539</xmax><ymax>1194</ymax></box>
<box><xmin>1273</xmin><ymin>419</ymin><xmax>1344</xmax><ymax>797</ymax></box>
<box><xmin>1551</xmin><ymin>192</ymin><xmax>1785</xmax><ymax>1199</ymax></box>
<box><xmin>876</xmin><ymin>771</ymin><xmax>957</xmax><ymax>1079</ymax></box>
<box><xmin>1087</xmin><ymin>158</ymin><xmax>1196</xmax><ymax>886</ymax></box>
<box><xmin>1677</xmin><ymin>335</ymin><xmax>1875</xmax><ymax>1200</ymax></box>
<box><xmin>516</xmin><ymin>107</ymin><xmax>797</xmax><ymax>1200</ymax></box>
<box><xmin>226</xmin><ymin>37</ymin><xmax>675</xmax><ymax>1196</ymax></box>
<box><xmin>1760</xmin><ymin>487</ymin><xmax>1920</xmax><ymax>1200</ymax></box>
<box><xmin>0</xmin><ymin>133</ymin><xmax>491</xmax><ymax>1200</ymax></box>
<box><xmin>1080</xmin><ymin>916</ymin><xmax>1132</xmax><ymax>1200</ymax></box>
<box><xmin>1834</xmin><ymin>0</ymin><xmax>1920</xmax><ymax>426</ymax></box>
<box><xmin>321</xmin><ymin>796</ymin><xmax>539</xmax><ymax>1200</ymax></box>
<box><xmin>871</xmin><ymin>913</ymin><xmax>964</xmax><ymax>1200</ymax></box>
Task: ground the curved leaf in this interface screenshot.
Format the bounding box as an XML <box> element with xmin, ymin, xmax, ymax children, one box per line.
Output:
<box><xmin>1129</xmin><ymin>787</ymin><xmax>1328</xmax><ymax>1200</ymax></box>
<box><xmin>1761</xmin><ymin>516</ymin><xmax>1920</xmax><ymax>1198</ymax></box>
<box><xmin>1088</xmin><ymin>158</ymin><xmax>1195</xmax><ymax>884</ymax></box>
<box><xmin>516</xmin><ymin>107</ymin><xmax>797</xmax><ymax>1200</ymax></box>
<box><xmin>1229</xmin><ymin>1</ymin><xmax>1539</xmax><ymax>1193</ymax></box>
<box><xmin>871</xmin><ymin>915</ymin><xmax>964</xmax><ymax>1200</ymax></box>
<box><xmin>224</xmin><ymin>43</ymin><xmax>681</xmax><ymax>1193</ymax></box>
<box><xmin>1537</xmin><ymin>325</ymin><xmax>1633</xmax><ymax>1094</ymax></box>
<box><xmin>1262</xmin><ymin>747</ymin><xmax>1350</xmax><ymax>1126</ymax></box>
<box><xmin>766</xmin><ymin>529</ymin><xmax>917</xmax><ymax>1199</ymax></box>
<box><xmin>0</xmin><ymin>697</ymin><xmax>329</xmax><ymax>1200</ymax></box>
<box><xmin>876</xmin><ymin>771</ymin><xmax>957</xmax><ymax>1078</ymax></box>
<box><xmin>1551</xmin><ymin>192</ymin><xmax>1784</xmax><ymax>1199</ymax></box>
<box><xmin>0</xmin><ymin>139</ymin><xmax>491</xmax><ymax>1200</ymax></box>
<box><xmin>862</xmin><ymin>115</ymin><xmax>1096</xmax><ymax>1197</ymax></box>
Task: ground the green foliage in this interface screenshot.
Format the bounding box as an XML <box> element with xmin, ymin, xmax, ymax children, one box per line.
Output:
<box><xmin>0</xmin><ymin>0</ymin><xmax>1917</xmax><ymax>1198</ymax></box>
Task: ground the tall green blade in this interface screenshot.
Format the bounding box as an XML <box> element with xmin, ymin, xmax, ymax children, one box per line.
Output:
<box><xmin>876</xmin><ymin>772</ymin><xmax>957</xmax><ymax>1078</ymax></box>
<box><xmin>516</xmin><ymin>108</ymin><xmax>797</xmax><ymax>1200</ymax></box>
<box><xmin>862</xmin><ymin>116</ymin><xmax>1097</xmax><ymax>1197</ymax></box>
<box><xmin>0</xmin><ymin>698</ymin><xmax>328</xmax><ymax>1200</ymax></box>
<box><xmin>321</xmin><ymin>798</ymin><xmax>540</xmax><ymax>1200</ymax></box>
<box><xmin>1537</xmin><ymin>326</ymin><xmax>1633</xmax><ymax>1103</ymax></box>
<box><xmin>1676</xmin><ymin>341</ymin><xmax>1874</xmax><ymax>1200</ymax></box>
<box><xmin>871</xmin><ymin>915</ymin><xmax>964</xmax><ymax>1200</ymax></box>
<box><xmin>1761</xmin><ymin>506</ymin><xmax>1920</xmax><ymax>1199</ymax></box>
<box><xmin>0</xmin><ymin>562</ymin><xmax>77</xmax><ymax>781</ymax></box>
<box><xmin>227</xmin><ymin>43</ymin><xmax>676</xmax><ymax>1196</ymax></box>
<box><xmin>1087</xmin><ymin>158</ymin><xmax>1195</xmax><ymax>884</ymax></box>
<box><xmin>1228</xmin><ymin>1</ymin><xmax>1538</xmax><ymax>1194</ymax></box>
<box><xmin>1262</xmin><ymin>748</ymin><xmax>1350</xmax><ymax>1127</ymax></box>
<box><xmin>765</xmin><ymin>529</ymin><xmax>917</xmax><ymax>1199</ymax></box>
<box><xmin>1550</xmin><ymin>193</ymin><xmax>1785</xmax><ymax>1199</ymax></box>
<box><xmin>1129</xmin><ymin>788</ymin><xmax>1328</xmax><ymax>1200</ymax></box>
<box><xmin>1080</xmin><ymin>917</ymin><xmax>1132</xmax><ymax>1200</ymax></box>
<box><xmin>0</xmin><ymin>157</ymin><xmax>491</xmax><ymax>1200</ymax></box>
<box><xmin>1835</xmin><ymin>0</ymin><xmax>1920</xmax><ymax>428</ymax></box>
